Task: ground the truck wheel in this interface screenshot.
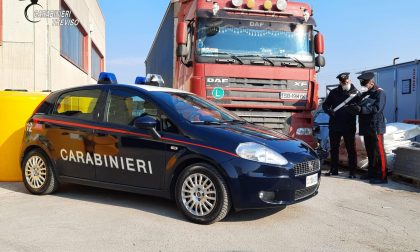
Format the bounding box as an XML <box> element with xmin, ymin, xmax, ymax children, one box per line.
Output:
<box><xmin>22</xmin><ymin>149</ymin><xmax>59</xmax><ymax>195</ymax></box>
<box><xmin>175</xmin><ymin>163</ymin><xmax>231</xmax><ymax>224</ymax></box>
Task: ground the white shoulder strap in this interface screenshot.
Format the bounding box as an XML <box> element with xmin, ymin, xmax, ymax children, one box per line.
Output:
<box><xmin>362</xmin><ymin>94</ymin><xmax>371</xmax><ymax>101</ymax></box>
<box><xmin>333</xmin><ymin>94</ymin><xmax>357</xmax><ymax>112</ymax></box>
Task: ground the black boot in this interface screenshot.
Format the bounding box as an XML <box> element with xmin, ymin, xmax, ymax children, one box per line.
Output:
<box><xmin>348</xmin><ymin>168</ymin><xmax>356</xmax><ymax>179</ymax></box>
<box><xmin>324</xmin><ymin>169</ymin><xmax>338</xmax><ymax>176</ymax></box>
<box><xmin>370</xmin><ymin>178</ymin><xmax>388</xmax><ymax>184</ymax></box>
<box><xmin>360</xmin><ymin>174</ymin><xmax>371</xmax><ymax>180</ymax></box>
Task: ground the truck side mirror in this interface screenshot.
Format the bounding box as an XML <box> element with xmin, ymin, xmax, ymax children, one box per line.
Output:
<box><xmin>176</xmin><ymin>22</ymin><xmax>189</xmax><ymax>58</ymax></box>
<box><xmin>314</xmin><ymin>32</ymin><xmax>325</xmax><ymax>55</ymax></box>
<box><xmin>177</xmin><ymin>22</ymin><xmax>187</xmax><ymax>45</ymax></box>
<box><xmin>176</xmin><ymin>44</ymin><xmax>189</xmax><ymax>58</ymax></box>
<box><xmin>315</xmin><ymin>55</ymin><xmax>326</xmax><ymax>68</ymax></box>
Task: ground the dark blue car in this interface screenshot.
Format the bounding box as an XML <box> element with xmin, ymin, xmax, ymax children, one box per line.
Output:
<box><xmin>20</xmin><ymin>75</ymin><xmax>320</xmax><ymax>224</ymax></box>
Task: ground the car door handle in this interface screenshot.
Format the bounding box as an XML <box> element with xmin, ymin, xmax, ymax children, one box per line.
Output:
<box><xmin>170</xmin><ymin>146</ymin><xmax>179</xmax><ymax>151</ymax></box>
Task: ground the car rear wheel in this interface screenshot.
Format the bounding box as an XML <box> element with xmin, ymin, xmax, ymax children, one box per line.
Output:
<box><xmin>22</xmin><ymin>149</ymin><xmax>59</xmax><ymax>195</ymax></box>
<box><xmin>175</xmin><ymin>163</ymin><xmax>231</xmax><ymax>224</ymax></box>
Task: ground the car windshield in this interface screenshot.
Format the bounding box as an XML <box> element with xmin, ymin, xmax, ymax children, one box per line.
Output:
<box><xmin>196</xmin><ymin>18</ymin><xmax>313</xmax><ymax>62</ymax></box>
<box><xmin>161</xmin><ymin>92</ymin><xmax>244</xmax><ymax>124</ymax></box>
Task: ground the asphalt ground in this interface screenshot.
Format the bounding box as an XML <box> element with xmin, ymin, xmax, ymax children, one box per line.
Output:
<box><xmin>0</xmin><ymin>168</ymin><xmax>419</xmax><ymax>252</ymax></box>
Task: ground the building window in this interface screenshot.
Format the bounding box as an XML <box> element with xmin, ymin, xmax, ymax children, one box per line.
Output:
<box><xmin>60</xmin><ymin>1</ymin><xmax>87</xmax><ymax>71</ymax></box>
<box><xmin>91</xmin><ymin>42</ymin><xmax>104</xmax><ymax>80</ymax></box>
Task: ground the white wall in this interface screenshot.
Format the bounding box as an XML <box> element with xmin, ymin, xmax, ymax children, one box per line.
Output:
<box><xmin>0</xmin><ymin>0</ymin><xmax>105</xmax><ymax>91</ymax></box>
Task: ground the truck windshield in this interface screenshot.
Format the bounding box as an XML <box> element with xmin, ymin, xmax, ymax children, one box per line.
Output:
<box><xmin>162</xmin><ymin>92</ymin><xmax>244</xmax><ymax>124</ymax></box>
<box><xmin>196</xmin><ymin>18</ymin><xmax>313</xmax><ymax>62</ymax></box>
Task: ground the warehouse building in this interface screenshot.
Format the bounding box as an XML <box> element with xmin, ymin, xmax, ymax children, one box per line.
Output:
<box><xmin>0</xmin><ymin>0</ymin><xmax>105</xmax><ymax>91</ymax></box>
<box><xmin>361</xmin><ymin>60</ymin><xmax>420</xmax><ymax>123</ymax></box>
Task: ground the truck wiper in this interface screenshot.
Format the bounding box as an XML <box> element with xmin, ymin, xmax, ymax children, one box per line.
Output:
<box><xmin>236</xmin><ymin>54</ymin><xmax>275</xmax><ymax>66</ymax></box>
<box><xmin>210</xmin><ymin>52</ymin><xmax>244</xmax><ymax>65</ymax></box>
<box><xmin>265</xmin><ymin>56</ymin><xmax>305</xmax><ymax>68</ymax></box>
<box><xmin>221</xmin><ymin>119</ymin><xmax>247</xmax><ymax>124</ymax></box>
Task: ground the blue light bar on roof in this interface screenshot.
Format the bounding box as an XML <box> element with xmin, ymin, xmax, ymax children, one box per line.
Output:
<box><xmin>135</xmin><ymin>76</ymin><xmax>147</xmax><ymax>84</ymax></box>
<box><xmin>98</xmin><ymin>72</ymin><xmax>118</xmax><ymax>84</ymax></box>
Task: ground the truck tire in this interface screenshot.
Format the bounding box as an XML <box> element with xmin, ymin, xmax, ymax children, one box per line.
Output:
<box><xmin>175</xmin><ymin>163</ymin><xmax>231</xmax><ymax>224</ymax></box>
<box><xmin>21</xmin><ymin>149</ymin><xmax>59</xmax><ymax>195</ymax></box>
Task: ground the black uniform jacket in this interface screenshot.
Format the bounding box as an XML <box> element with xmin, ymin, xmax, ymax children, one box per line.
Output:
<box><xmin>359</xmin><ymin>87</ymin><xmax>386</xmax><ymax>135</ymax></box>
<box><xmin>322</xmin><ymin>84</ymin><xmax>360</xmax><ymax>134</ymax></box>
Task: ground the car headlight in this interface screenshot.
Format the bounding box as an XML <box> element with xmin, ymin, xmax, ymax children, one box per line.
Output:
<box><xmin>235</xmin><ymin>142</ymin><xmax>288</xmax><ymax>165</ymax></box>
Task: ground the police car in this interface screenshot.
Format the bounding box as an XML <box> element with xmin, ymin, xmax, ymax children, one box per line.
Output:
<box><xmin>20</xmin><ymin>72</ymin><xmax>320</xmax><ymax>224</ymax></box>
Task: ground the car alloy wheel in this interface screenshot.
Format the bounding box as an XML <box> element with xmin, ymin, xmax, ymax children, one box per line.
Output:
<box><xmin>22</xmin><ymin>149</ymin><xmax>59</xmax><ymax>195</ymax></box>
<box><xmin>181</xmin><ymin>173</ymin><xmax>217</xmax><ymax>216</ymax></box>
<box><xmin>176</xmin><ymin>163</ymin><xmax>231</xmax><ymax>224</ymax></box>
<box><xmin>25</xmin><ymin>155</ymin><xmax>47</xmax><ymax>189</ymax></box>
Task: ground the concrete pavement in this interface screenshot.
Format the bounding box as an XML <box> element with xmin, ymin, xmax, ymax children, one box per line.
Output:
<box><xmin>0</xmin><ymin>173</ymin><xmax>419</xmax><ymax>251</ymax></box>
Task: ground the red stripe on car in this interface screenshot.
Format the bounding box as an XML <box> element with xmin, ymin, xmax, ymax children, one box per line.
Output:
<box><xmin>33</xmin><ymin>118</ymin><xmax>239</xmax><ymax>157</ymax></box>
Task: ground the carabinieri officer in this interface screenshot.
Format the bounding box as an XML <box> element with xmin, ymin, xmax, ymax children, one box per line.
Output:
<box><xmin>357</xmin><ymin>72</ymin><xmax>388</xmax><ymax>184</ymax></box>
<box><xmin>322</xmin><ymin>72</ymin><xmax>361</xmax><ymax>178</ymax></box>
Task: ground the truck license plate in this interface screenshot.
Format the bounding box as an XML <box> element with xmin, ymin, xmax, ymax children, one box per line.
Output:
<box><xmin>280</xmin><ymin>92</ymin><xmax>307</xmax><ymax>100</ymax></box>
<box><xmin>306</xmin><ymin>174</ymin><xmax>318</xmax><ymax>188</ymax></box>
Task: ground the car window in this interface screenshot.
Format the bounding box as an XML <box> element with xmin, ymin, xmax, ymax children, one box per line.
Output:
<box><xmin>161</xmin><ymin>114</ymin><xmax>179</xmax><ymax>134</ymax></box>
<box><xmin>105</xmin><ymin>88</ymin><xmax>159</xmax><ymax>126</ymax></box>
<box><xmin>52</xmin><ymin>89</ymin><xmax>102</xmax><ymax>121</ymax></box>
<box><xmin>166</xmin><ymin>93</ymin><xmax>242</xmax><ymax>123</ymax></box>
<box><xmin>105</xmin><ymin>88</ymin><xmax>180</xmax><ymax>134</ymax></box>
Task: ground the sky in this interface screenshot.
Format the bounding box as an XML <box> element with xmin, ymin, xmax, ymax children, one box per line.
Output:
<box><xmin>98</xmin><ymin>0</ymin><xmax>420</xmax><ymax>97</ymax></box>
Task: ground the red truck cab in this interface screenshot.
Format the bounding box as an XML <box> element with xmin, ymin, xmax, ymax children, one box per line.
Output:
<box><xmin>146</xmin><ymin>0</ymin><xmax>325</xmax><ymax>147</ymax></box>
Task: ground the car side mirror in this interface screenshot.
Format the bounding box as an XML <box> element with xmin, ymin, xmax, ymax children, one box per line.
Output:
<box><xmin>134</xmin><ymin>116</ymin><xmax>161</xmax><ymax>139</ymax></box>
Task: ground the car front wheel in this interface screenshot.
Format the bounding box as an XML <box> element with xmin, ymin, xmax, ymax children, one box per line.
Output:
<box><xmin>175</xmin><ymin>163</ymin><xmax>231</xmax><ymax>224</ymax></box>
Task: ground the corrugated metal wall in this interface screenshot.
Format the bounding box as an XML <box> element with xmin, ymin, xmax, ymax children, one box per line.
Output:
<box><xmin>145</xmin><ymin>4</ymin><xmax>175</xmax><ymax>88</ymax></box>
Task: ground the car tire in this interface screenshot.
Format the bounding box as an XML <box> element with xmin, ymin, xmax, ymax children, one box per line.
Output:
<box><xmin>175</xmin><ymin>163</ymin><xmax>231</xmax><ymax>224</ymax></box>
<box><xmin>21</xmin><ymin>149</ymin><xmax>59</xmax><ymax>195</ymax></box>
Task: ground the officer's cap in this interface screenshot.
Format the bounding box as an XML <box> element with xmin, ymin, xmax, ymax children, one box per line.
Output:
<box><xmin>357</xmin><ymin>72</ymin><xmax>375</xmax><ymax>86</ymax></box>
<box><xmin>336</xmin><ymin>72</ymin><xmax>350</xmax><ymax>81</ymax></box>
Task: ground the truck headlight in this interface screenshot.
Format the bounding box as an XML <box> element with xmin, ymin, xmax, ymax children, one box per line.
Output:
<box><xmin>236</xmin><ymin>142</ymin><xmax>288</xmax><ymax>165</ymax></box>
<box><xmin>276</xmin><ymin>0</ymin><xmax>287</xmax><ymax>11</ymax></box>
<box><xmin>296</xmin><ymin>128</ymin><xmax>313</xmax><ymax>136</ymax></box>
<box><xmin>232</xmin><ymin>0</ymin><xmax>243</xmax><ymax>8</ymax></box>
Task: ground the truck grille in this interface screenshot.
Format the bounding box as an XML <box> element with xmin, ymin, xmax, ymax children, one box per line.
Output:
<box><xmin>294</xmin><ymin>160</ymin><xmax>321</xmax><ymax>177</ymax></box>
<box><xmin>206</xmin><ymin>77</ymin><xmax>309</xmax><ymax>108</ymax></box>
<box><xmin>206</xmin><ymin>77</ymin><xmax>309</xmax><ymax>90</ymax></box>
<box><xmin>205</xmin><ymin>77</ymin><xmax>310</xmax><ymax>132</ymax></box>
<box><xmin>233</xmin><ymin>110</ymin><xmax>291</xmax><ymax>133</ymax></box>
<box><xmin>295</xmin><ymin>184</ymin><xmax>318</xmax><ymax>201</ymax></box>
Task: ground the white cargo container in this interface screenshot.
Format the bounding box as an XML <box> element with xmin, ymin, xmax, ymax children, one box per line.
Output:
<box><xmin>361</xmin><ymin>60</ymin><xmax>420</xmax><ymax>123</ymax></box>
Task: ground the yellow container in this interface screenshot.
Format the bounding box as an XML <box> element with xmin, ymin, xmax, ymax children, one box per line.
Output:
<box><xmin>0</xmin><ymin>91</ymin><xmax>49</xmax><ymax>181</ymax></box>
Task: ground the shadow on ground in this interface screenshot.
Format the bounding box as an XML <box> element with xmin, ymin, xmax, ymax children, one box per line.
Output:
<box><xmin>321</xmin><ymin>163</ymin><xmax>420</xmax><ymax>193</ymax></box>
<box><xmin>0</xmin><ymin>182</ymin><xmax>286</xmax><ymax>223</ymax></box>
